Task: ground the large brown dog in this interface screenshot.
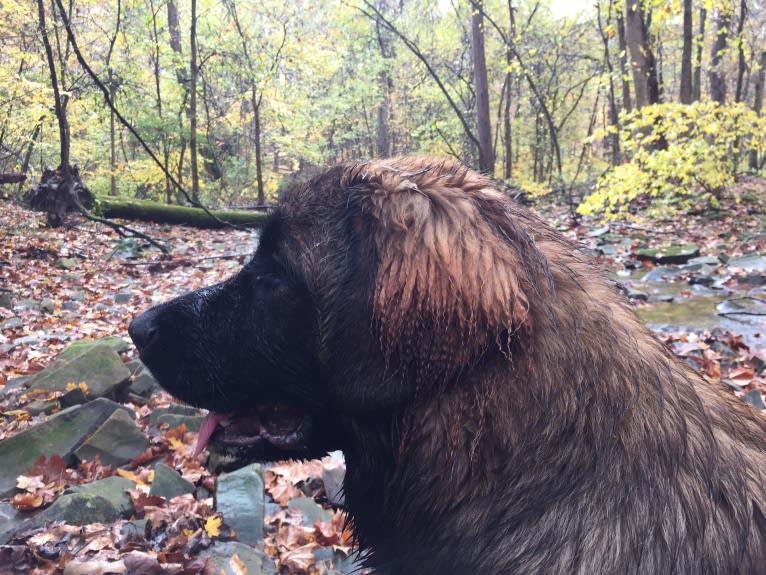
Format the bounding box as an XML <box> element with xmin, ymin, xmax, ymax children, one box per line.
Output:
<box><xmin>130</xmin><ymin>157</ymin><xmax>766</xmax><ymax>574</ymax></box>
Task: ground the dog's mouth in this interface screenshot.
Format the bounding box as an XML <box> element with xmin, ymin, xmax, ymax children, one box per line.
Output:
<box><xmin>194</xmin><ymin>403</ymin><xmax>315</xmax><ymax>457</ymax></box>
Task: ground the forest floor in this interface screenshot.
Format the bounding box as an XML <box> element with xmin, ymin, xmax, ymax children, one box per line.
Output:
<box><xmin>0</xmin><ymin>178</ymin><xmax>765</xmax><ymax>574</ymax></box>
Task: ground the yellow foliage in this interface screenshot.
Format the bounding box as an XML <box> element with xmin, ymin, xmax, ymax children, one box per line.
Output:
<box><xmin>204</xmin><ymin>515</ymin><xmax>223</xmax><ymax>538</ymax></box>
<box><xmin>578</xmin><ymin>101</ymin><xmax>765</xmax><ymax>218</ymax></box>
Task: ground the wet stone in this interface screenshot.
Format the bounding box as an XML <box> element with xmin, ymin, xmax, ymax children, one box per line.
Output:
<box><xmin>73</xmin><ymin>409</ymin><xmax>148</xmax><ymax>466</ymax></box>
<box><xmin>198</xmin><ymin>541</ymin><xmax>276</xmax><ymax>575</ymax></box>
<box><xmin>149</xmin><ymin>463</ymin><xmax>195</xmax><ymax>500</ymax></box>
<box><xmin>215</xmin><ymin>463</ymin><xmax>265</xmax><ymax>545</ymax></box>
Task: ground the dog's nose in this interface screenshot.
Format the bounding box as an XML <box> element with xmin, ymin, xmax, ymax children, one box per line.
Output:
<box><xmin>128</xmin><ymin>310</ymin><xmax>158</xmax><ymax>351</ymax></box>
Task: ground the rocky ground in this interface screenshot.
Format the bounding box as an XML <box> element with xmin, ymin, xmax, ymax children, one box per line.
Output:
<box><xmin>0</xmin><ymin>180</ymin><xmax>764</xmax><ymax>574</ymax></box>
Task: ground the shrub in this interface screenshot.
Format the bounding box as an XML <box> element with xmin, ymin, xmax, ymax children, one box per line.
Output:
<box><xmin>578</xmin><ymin>101</ymin><xmax>766</xmax><ymax>218</ymax></box>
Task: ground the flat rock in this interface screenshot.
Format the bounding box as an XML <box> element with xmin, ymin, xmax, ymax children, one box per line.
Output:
<box><xmin>288</xmin><ymin>496</ymin><xmax>332</xmax><ymax>525</ymax></box>
<box><xmin>197</xmin><ymin>541</ymin><xmax>276</xmax><ymax>575</ymax></box>
<box><xmin>28</xmin><ymin>344</ymin><xmax>131</xmax><ymax>401</ymax></box>
<box><xmin>0</xmin><ymin>398</ymin><xmax>130</xmax><ymax>498</ymax></box>
<box><xmin>65</xmin><ymin>476</ymin><xmax>136</xmax><ymax>517</ymax></box>
<box><xmin>73</xmin><ymin>409</ymin><xmax>148</xmax><ymax>466</ymax></box>
<box><xmin>40</xmin><ymin>492</ymin><xmax>121</xmax><ymax>525</ymax></box>
<box><xmin>149</xmin><ymin>463</ymin><xmax>195</xmax><ymax>500</ymax></box>
<box><xmin>59</xmin><ymin>337</ymin><xmax>129</xmax><ymax>360</ymax></box>
<box><xmin>728</xmin><ymin>254</ymin><xmax>766</xmax><ymax>272</ymax></box>
<box><xmin>216</xmin><ymin>463</ymin><xmax>265</xmax><ymax>545</ymax></box>
<box><xmin>635</xmin><ymin>245</ymin><xmax>700</xmax><ymax>265</ymax></box>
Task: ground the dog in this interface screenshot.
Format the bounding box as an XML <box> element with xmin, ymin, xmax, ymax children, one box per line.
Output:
<box><xmin>130</xmin><ymin>157</ymin><xmax>766</xmax><ymax>574</ymax></box>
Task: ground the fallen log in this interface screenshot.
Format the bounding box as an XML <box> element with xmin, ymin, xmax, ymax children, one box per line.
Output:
<box><xmin>98</xmin><ymin>197</ymin><xmax>270</xmax><ymax>229</ymax></box>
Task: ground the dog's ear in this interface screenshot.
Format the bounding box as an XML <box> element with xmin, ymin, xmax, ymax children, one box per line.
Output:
<box><xmin>342</xmin><ymin>159</ymin><xmax>537</xmax><ymax>389</ymax></box>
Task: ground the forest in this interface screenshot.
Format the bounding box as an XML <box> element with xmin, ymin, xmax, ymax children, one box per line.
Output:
<box><xmin>0</xmin><ymin>0</ymin><xmax>764</xmax><ymax>219</ymax></box>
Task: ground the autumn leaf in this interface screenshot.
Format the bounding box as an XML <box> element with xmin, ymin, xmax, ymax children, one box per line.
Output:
<box><xmin>204</xmin><ymin>515</ymin><xmax>223</xmax><ymax>538</ymax></box>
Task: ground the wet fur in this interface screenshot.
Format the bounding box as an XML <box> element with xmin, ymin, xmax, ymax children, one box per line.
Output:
<box><xmin>132</xmin><ymin>157</ymin><xmax>766</xmax><ymax>575</ymax></box>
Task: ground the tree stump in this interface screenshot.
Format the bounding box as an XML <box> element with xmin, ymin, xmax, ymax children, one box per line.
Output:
<box><xmin>24</xmin><ymin>166</ymin><xmax>94</xmax><ymax>227</ymax></box>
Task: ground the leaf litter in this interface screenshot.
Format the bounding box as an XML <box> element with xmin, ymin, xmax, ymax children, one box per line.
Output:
<box><xmin>1</xmin><ymin>191</ymin><xmax>764</xmax><ymax>573</ymax></box>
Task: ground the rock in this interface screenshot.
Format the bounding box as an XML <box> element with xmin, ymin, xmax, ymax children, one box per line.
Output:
<box><xmin>625</xmin><ymin>288</ymin><xmax>649</xmax><ymax>302</ymax></box>
<box><xmin>14</xmin><ymin>298</ymin><xmax>40</xmax><ymax>311</ymax></box>
<box><xmin>59</xmin><ymin>336</ymin><xmax>130</xmax><ymax>360</ymax></box>
<box><xmin>1</xmin><ymin>317</ymin><xmax>23</xmax><ymax>329</ymax></box>
<box><xmin>0</xmin><ymin>293</ymin><xmax>13</xmax><ymax>309</ymax></box>
<box><xmin>687</xmin><ymin>256</ymin><xmax>721</xmax><ymax>266</ymax></box>
<box><xmin>635</xmin><ymin>245</ymin><xmax>700</xmax><ymax>265</ymax></box>
<box><xmin>288</xmin><ymin>496</ymin><xmax>332</xmax><ymax>525</ymax></box>
<box><xmin>322</xmin><ymin>454</ymin><xmax>345</xmax><ymax>507</ymax></box>
<box><xmin>40</xmin><ymin>492</ymin><xmax>121</xmax><ymax>525</ymax></box>
<box><xmin>57</xmin><ymin>257</ymin><xmax>78</xmax><ymax>270</ymax></box>
<box><xmin>40</xmin><ymin>298</ymin><xmax>55</xmax><ymax>313</ymax></box>
<box><xmin>149</xmin><ymin>463</ymin><xmax>195</xmax><ymax>500</ymax></box>
<box><xmin>215</xmin><ymin>463</ymin><xmax>265</xmax><ymax>545</ymax></box>
<box><xmin>0</xmin><ymin>502</ymin><xmax>24</xmax><ymax>544</ymax></box>
<box><xmin>743</xmin><ymin>390</ymin><xmax>766</xmax><ymax>410</ymax></box>
<box><xmin>73</xmin><ymin>409</ymin><xmax>148</xmax><ymax>466</ymax></box>
<box><xmin>641</xmin><ymin>266</ymin><xmax>685</xmax><ymax>283</ymax></box>
<box><xmin>727</xmin><ymin>254</ymin><xmax>766</xmax><ymax>272</ymax></box>
<box><xmin>65</xmin><ymin>476</ymin><xmax>136</xmax><ymax>518</ymax></box>
<box><xmin>717</xmin><ymin>297</ymin><xmax>766</xmax><ymax>317</ymax></box>
<box><xmin>26</xmin><ymin>399</ymin><xmax>60</xmax><ymax>416</ymax></box>
<box><xmin>114</xmin><ymin>292</ymin><xmax>132</xmax><ymax>304</ymax></box>
<box><xmin>648</xmin><ymin>294</ymin><xmax>675</xmax><ymax>304</ymax></box>
<box><xmin>130</xmin><ymin>371</ymin><xmax>161</xmax><ymax>398</ymax></box>
<box><xmin>197</xmin><ymin>541</ymin><xmax>276</xmax><ymax>575</ymax></box>
<box><xmin>28</xmin><ymin>344</ymin><xmax>131</xmax><ymax>400</ymax></box>
<box><xmin>149</xmin><ymin>404</ymin><xmax>203</xmax><ymax>431</ymax></box>
<box><xmin>0</xmin><ymin>398</ymin><xmax>131</xmax><ymax>498</ymax></box>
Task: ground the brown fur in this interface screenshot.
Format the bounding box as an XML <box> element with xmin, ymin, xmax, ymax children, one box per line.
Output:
<box><xmin>131</xmin><ymin>157</ymin><xmax>766</xmax><ymax>575</ymax></box>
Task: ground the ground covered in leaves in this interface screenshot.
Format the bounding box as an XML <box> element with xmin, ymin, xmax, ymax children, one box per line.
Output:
<box><xmin>0</xmin><ymin>180</ymin><xmax>765</xmax><ymax>574</ymax></box>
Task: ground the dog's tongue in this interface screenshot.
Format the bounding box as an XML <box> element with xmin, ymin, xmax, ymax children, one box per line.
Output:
<box><xmin>194</xmin><ymin>412</ymin><xmax>229</xmax><ymax>456</ymax></box>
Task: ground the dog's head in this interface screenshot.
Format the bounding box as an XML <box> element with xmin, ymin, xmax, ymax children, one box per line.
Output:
<box><xmin>130</xmin><ymin>157</ymin><xmax>543</xmax><ymax>464</ymax></box>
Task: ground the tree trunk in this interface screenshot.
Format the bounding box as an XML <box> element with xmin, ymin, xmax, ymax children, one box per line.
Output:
<box><xmin>679</xmin><ymin>0</ymin><xmax>693</xmax><ymax>103</ymax></box>
<box><xmin>734</xmin><ymin>0</ymin><xmax>747</xmax><ymax>102</ymax></box>
<box><xmin>709</xmin><ymin>9</ymin><xmax>731</xmax><ymax>104</ymax></box>
<box><xmin>37</xmin><ymin>0</ymin><xmax>73</xmax><ymax>227</ymax></box>
<box><xmin>167</xmin><ymin>0</ymin><xmax>187</xmax><ymax>199</ymax></box>
<box><xmin>503</xmin><ymin>0</ymin><xmax>515</xmax><ymax>179</ymax></box>
<box><xmin>624</xmin><ymin>0</ymin><xmax>660</xmax><ymax>108</ymax></box>
<box><xmin>692</xmin><ymin>7</ymin><xmax>706</xmax><ymax>101</ymax></box>
<box><xmin>471</xmin><ymin>0</ymin><xmax>494</xmax><ymax>174</ymax></box>
<box><xmin>374</xmin><ymin>0</ymin><xmax>395</xmax><ymax>157</ymax></box>
<box><xmin>617</xmin><ymin>15</ymin><xmax>632</xmax><ymax>112</ymax></box>
<box><xmin>253</xmin><ymin>89</ymin><xmax>265</xmax><ymax>205</ymax></box>
<box><xmin>109</xmin><ymin>72</ymin><xmax>117</xmax><ymax>196</ymax></box>
<box><xmin>750</xmin><ymin>50</ymin><xmax>765</xmax><ymax>170</ymax></box>
<box><xmin>189</xmin><ymin>0</ymin><xmax>200</xmax><ymax>202</ymax></box>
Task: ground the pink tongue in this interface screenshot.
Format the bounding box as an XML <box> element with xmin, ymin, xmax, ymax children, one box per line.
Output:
<box><xmin>194</xmin><ymin>413</ymin><xmax>229</xmax><ymax>456</ymax></box>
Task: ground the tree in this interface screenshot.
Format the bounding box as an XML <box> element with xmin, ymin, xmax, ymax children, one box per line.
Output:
<box><xmin>624</xmin><ymin>0</ymin><xmax>660</xmax><ymax>108</ymax></box>
<box><xmin>679</xmin><ymin>0</ymin><xmax>693</xmax><ymax>103</ymax></box>
<box><xmin>35</xmin><ymin>0</ymin><xmax>74</xmax><ymax>226</ymax></box>
<box><xmin>709</xmin><ymin>7</ymin><xmax>731</xmax><ymax>104</ymax></box>
<box><xmin>692</xmin><ymin>6</ymin><xmax>706</xmax><ymax>101</ymax></box>
<box><xmin>471</xmin><ymin>0</ymin><xmax>494</xmax><ymax>173</ymax></box>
